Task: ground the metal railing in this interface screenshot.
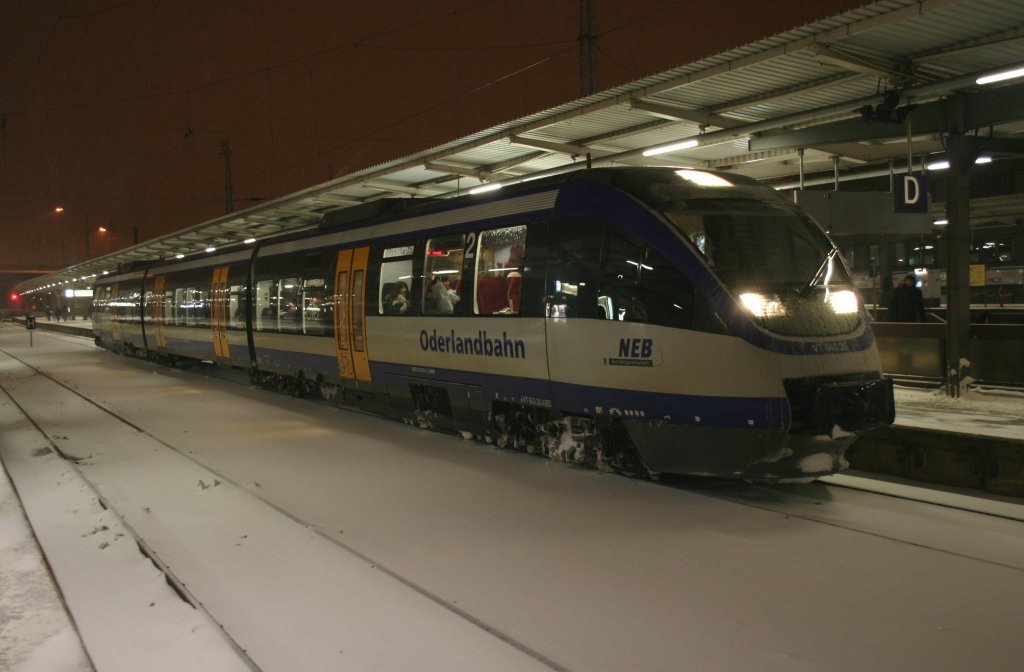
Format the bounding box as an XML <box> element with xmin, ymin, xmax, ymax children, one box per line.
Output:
<box><xmin>871</xmin><ymin>315</ymin><xmax>1024</xmax><ymax>387</ymax></box>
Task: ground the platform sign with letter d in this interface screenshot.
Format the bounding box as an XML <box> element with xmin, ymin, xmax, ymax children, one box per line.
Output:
<box><xmin>895</xmin><ymin>173</ymin><xmax>928</xmax><ymax>213</ymax></box>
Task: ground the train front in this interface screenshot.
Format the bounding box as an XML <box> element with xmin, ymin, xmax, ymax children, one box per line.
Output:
<box><xmin>619</xmin><ymin>169</ymin><xmax>895</xmax><ymax>479</ymax></box>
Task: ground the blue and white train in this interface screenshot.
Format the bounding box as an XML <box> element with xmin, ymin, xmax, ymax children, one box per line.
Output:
<box><xmin>92</xmin><ymin>167</ymin><xmax>894</xmax><ymax>479</ymax></box>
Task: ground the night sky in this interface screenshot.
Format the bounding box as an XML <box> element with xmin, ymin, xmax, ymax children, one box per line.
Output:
<box><xmin>1</xmin><ymin>0</ymin><xmax>861</xmax><ymax>294</ymax></box>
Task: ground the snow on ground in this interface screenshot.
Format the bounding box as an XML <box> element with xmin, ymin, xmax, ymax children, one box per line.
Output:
<box><xmin>1</xmin><ymin>461</ymin><xmax>93</xmax><ymax>671</ymax></box>
<box><xmin>892</xmin><ymin>385</ymin><xmax>1024</xmax><ymax>440</ymax></box>
<box><xmin>2</xmin><ymin>323</ymin><xmax>1024</xmax><ymax>672</ymax></box>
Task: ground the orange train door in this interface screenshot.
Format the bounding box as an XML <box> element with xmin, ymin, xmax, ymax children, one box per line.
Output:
<box><xmin>152</xmin><ymin>276</ymin><xmax>167</xmax><ymax>349</ymax></box>
<box><xmin>211</xmin><ymin>266</ymin><xmax>231</xmax><ymax>360</ymax></box>
<box><xmin>333</xmin><ymin>247</ymin><xmax>372</xmax><ymax>382</ymax></box>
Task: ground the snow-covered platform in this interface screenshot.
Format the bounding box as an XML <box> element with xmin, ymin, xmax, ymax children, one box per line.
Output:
<box><xmin>2</xmin><ymin>322</ymin><xmax>1023</xmax><ymax>671</ymax></box>
<box><xmin>849</xmin><ymin>385</ymin><xmax>1024</xmax><ymax>497</ymax></box>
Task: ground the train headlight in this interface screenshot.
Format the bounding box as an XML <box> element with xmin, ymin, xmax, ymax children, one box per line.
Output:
<box><xmin>739</xmin><ymin>292</ymin><xmax>786</xmax><ymax>318</ymax></box>
<box><xmin>827</xmin><ymin>290</ymin><xmax>859</xmax><ymax>314</ymax></box>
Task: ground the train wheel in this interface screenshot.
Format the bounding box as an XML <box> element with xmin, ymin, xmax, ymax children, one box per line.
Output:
<box><xmin>595</xmin><ymin>420</ymin><xmax>649</xmax><ymax>478</ymax></box>
<box><xmin>489</xmin><ymin>402</ymin><xmax>536</xmax><ymax>452</ymax></box>
<box><xmin>292</xmin><ymin>372</ymin><xmax>307</xmax><ymax>398</ymax></box>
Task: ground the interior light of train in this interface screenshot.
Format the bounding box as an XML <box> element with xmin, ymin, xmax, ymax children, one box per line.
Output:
<box><xmin>643</xmin><ymin>139</ymin><xmax>698</xmax><ymax>156</ymax></box>
<box><xmin>827</xmin><ymin>290</ymin><xmax>859</xmax><ymax>314</ymax></box>
<box><xmin>977</xmin><ymin>66</ymin><xmax>1024</xmax><ymax>85</ymax></box>
<box><xmin>739</xmin><ymin>292</ymin><xmax>786</xmax><ymax>318</ymax></box>
<box><xmin>383</xmin><ymin>246</ymin><xmax>415</xmax><ymax>258</ymax></box>
<box><xmin>675</xmin><ymin>169</ymin><xmax>731</xmax><ymax>187</ymax></box>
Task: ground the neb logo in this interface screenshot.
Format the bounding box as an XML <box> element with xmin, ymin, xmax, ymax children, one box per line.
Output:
<box><xmin>619</xmin><ymin>338</ymin><xmax>653</xmax><ymax>358</ymax></box>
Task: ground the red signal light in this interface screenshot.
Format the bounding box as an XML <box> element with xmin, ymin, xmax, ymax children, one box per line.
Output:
<box><xmin>9</xmin><ymin>292</ymin><xmax>19</xmax><ymax>303</ymax></box>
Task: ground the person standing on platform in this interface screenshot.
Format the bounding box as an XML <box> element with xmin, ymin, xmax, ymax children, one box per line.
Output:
<box><xmin>888</xmin><ymin>273</ymin><xmax>927</xmax><ymax>322</ymax></box>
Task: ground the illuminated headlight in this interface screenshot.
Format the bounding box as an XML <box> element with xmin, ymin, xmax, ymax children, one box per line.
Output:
<box><xmin>827</xmin><ymin>290</ymin><xmax>859</xmax><ymax>314</ymax></box>
<box><xmin>739</xmin><ymin>293</ymin><xmax>786</xmax><ymax>318</ymax></box>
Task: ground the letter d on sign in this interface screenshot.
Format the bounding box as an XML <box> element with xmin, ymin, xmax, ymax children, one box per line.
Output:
<box><xmin>895</xmin><ymin>173</ymin><xmax>928</xmax><ymax>213</ymax></box>
<box><xmin>903</xmin><ymin>175</ymin><xmax>920</xmax><ymax>205</ymax></box>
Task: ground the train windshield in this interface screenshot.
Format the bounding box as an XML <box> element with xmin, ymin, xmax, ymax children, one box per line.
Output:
<box><xmin>617</xmin><ymin>169</ymin><xmax>863</xmax><ymax>337</ymax></box>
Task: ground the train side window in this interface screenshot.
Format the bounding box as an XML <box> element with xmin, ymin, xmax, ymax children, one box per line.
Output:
<box><xmin>423</xmin><ymin>234</ymin><xmax>465</xmax><ymax>315</ymax></box>
<box><xmin>279</xmin><ymin>277</ymin><xmax>301</xmax><ymax>332</ymax></box>
<box><xmin>545</xmin><ymin>218</ymin><xmax>602</xmax><ymax>319</ymax></box>
<box><xmin>189</xmin><ymin>287</ymin><xmax>203</xmax><ymax>327</ymax></box>
<box><xmin>181</xmin><ymin>288</ymin><xmax>193</xmax><ymax>327</ymax></box>
<box><xmin>228</xmin><ymin>285</ymin><xmax>246</xmax><ymax>329</ymax></box>
<box><xmin>163</xmin><ymin>290</ymin><xmax>173</xmax><ymax>324</ymax></box>
<box><xmin>255</xmin><ymin>279</ymin><xmax>276</xmax><ymax>331</ymax></box>
<box><xmin>633</xmin><ymin>246</ymin><xmax>696</xmax><ymax>330</ymax></box>
<box><xmin>200</xmin><ymin>286</ymin><xmax>212</xmax><ymax>328</ymax></box>
<box><xmin>380</xmin><ymin>244</ymin><xmax>415</xmax><ymax>316</ymax></box>
<box><xmin>302</xmin><ymin>278</ymin><xmax>326</xmax><ymax>335</ymax></box>
<box><xmin>171</xmin><ymin>288</ymin><xmax>182</xmax><ymax>326</ymax></box>
<box><xmin>143</xmin><ymin>289</ymin><xmax>154</xmax><ymax>325</ymax></box>
<box><xmin>352</xmin><ymin>270</ymin><xmax>365</xmax><ymax>351</ymax></box>
<box><xmin>474</xmin><ymin>225</ymin><xmax>526</xmax><ymax>315</ymax></box>
<box><xmin>599</xmin><ymin>234</ymin><xmax>646</xmax><ymax>321</ymax></box>
<box><xmin>168</xmin><ymin>286</ymin><xmax>181</xmax><ymax>325</ymax></box>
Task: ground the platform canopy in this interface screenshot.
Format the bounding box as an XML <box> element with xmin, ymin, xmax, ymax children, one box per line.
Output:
<box><xmin>15</xmin><ymin>0</ymin><xmax>1024</xmax><ymax>295</ymax></box>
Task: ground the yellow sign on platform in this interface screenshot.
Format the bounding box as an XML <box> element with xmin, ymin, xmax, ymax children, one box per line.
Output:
<box><xmin>970</xmin><ymin>264</ymin><xmax>987</xmax><ymax>287</ymax></box>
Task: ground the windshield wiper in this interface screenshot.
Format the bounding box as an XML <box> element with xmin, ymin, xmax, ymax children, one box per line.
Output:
<box><xmin>799</xmin><ymin>249</ymin><xmax>837</xmax><ymax>297</ymax></box>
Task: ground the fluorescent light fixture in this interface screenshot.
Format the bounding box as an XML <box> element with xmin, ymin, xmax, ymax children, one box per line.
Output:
<box><xmin>469</xmin><ymin>183</ymin><xmax>502</xmax><ymax>195</ymax></box>
<box><xmin>244</xmin><ymin>237</ymin><xmax>256</xmax><ymax>244</ymax></box>
<box><xmin>175</xmin><ymin>253</ymin><xmax>185</xmax><ymax>259</ymax></box>
<box><xmin>643</xmin><ymin>139</ymin><xmax>699</xmax><ymax>157</ymax></box>
<box><xmin>976</xmin><ymin>66</ymin><xmax>1024</xmax><ymax>86</ymax></box>
<box><xmin>928</xmin><ymin>156</ymin><xmax>993</xmax><ymax>171</ymax></box>
<box><xmin>205</xmin><ymin>246</ymin><xmax>217</xmax><ymax>253</ymax></box>
<box><xmin>933</xmin><ymin>219</ymin><xmax>948</xmax><ymax>226</ymax></box>
<box><xmin>675</xmin><ymin>168</ymin><xmax>732</xmax><ymax>187</ymax></box>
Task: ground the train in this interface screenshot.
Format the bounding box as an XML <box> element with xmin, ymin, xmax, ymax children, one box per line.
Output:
<box><xmin>92</xmin><ymin>167</ymin><xmax>895</xmax><ymax>479</ymax></box>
